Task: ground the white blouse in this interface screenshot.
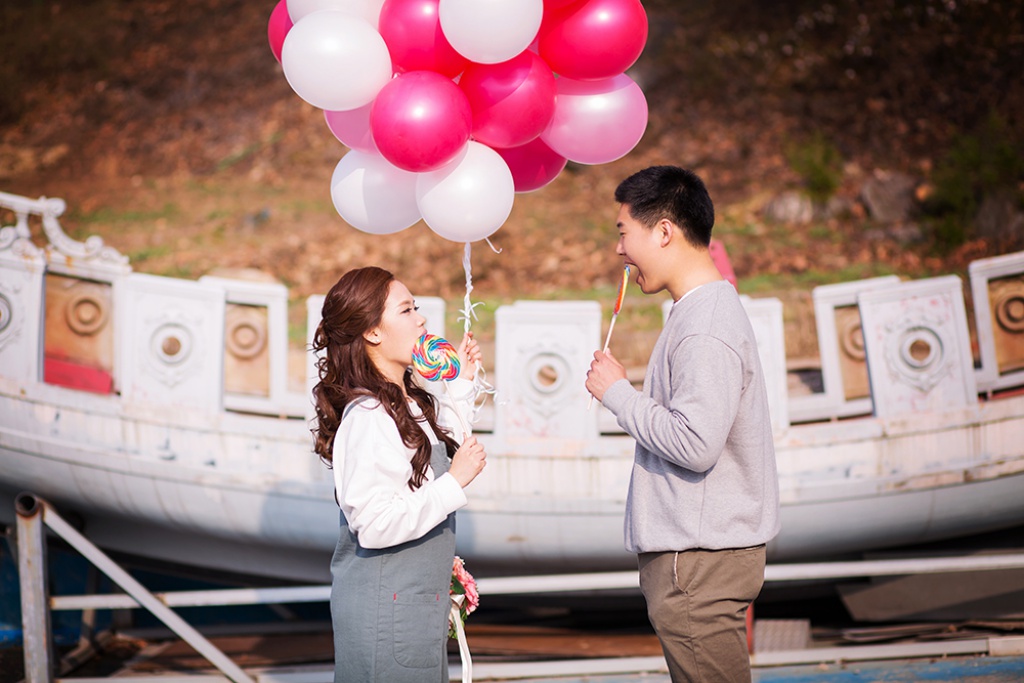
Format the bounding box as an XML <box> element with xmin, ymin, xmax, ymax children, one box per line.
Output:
<box><xmin>332</xmin><ymin>378</ymin><xmax>475</xmax><ymax>549</ymax></box>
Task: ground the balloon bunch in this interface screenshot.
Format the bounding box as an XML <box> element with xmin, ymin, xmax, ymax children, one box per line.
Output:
<box><xmin>267</xmin><ymin>0</ymin><xmax>650</xmax><ymax>243</ymax></box>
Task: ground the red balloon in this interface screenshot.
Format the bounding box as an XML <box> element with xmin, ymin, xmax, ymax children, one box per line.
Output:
<box><xmin>378</xmin><ymin>0</ymin><xmax>469</xmax><ymax>78</ymax></box>
<box><xmin>459</xmin><ymin>52</ymin><xmax>557</xmax><ymax>149</ymax></box>
<box><xmin>538</xmin><ymin>0</ymin><xmax>648</xmax><ymax>81</ymax></box>
<box><xmin>371</xmin><ymin>71</ymin><xmax>473</xmax><ymax>172</ymax></box>
<box><xmin>267</xmin><ymin>0</ymin><xmax>293</xmax><ymax>63</ymax></box>
<box><xmin>544</xmin><ymin>0</ymin><xmax>583</xmax><ymax>9</ymax></box>
<box><xmin>494</xmin><ymin>137</ymin><xmax>567</xmax><ymax>193</ymax></box>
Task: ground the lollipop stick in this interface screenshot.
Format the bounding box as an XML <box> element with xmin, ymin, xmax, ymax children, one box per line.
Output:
<box><xmin>442</xmin><ymin>380</ymin><xmax>472</xmax><ymax>438</ymax></box>
<box><xmin>601</xmin><ymin>314</ymin><xmax>619</xmax><ymax>354</ymax></box>
<box><xmin>587</xmin><ymin>313</ymin><xmax>620</xmax><ymax>410</ymax></box>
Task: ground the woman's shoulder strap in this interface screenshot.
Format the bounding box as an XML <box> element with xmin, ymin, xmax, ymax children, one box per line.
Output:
<box><xmin>340</xmin><ymin>395</ymin><xmax>376</xmax><ymax>422</ymax></box>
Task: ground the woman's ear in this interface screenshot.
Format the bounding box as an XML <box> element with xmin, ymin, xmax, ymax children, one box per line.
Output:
<box><xmin>363</xmin><ymin>328</ymin><xmax>382</xmax><ymax>345</ymax></box>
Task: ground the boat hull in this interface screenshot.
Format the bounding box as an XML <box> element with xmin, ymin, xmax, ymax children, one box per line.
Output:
<box><xmin>3</xmin><ymin>381</ymin><xmax>1023</xmax><ymax>581</ymax></box>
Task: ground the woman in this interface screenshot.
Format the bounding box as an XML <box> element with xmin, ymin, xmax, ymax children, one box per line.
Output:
<box><xmin>311</xmin><ymin>266</ymin><xmax>487</xmax><ymax>683</ymax></box>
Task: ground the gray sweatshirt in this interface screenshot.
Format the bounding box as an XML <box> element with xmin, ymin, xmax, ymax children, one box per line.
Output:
<box><xmin>602</xmin><ymin>280</ymin><xmax>781</xmax><ymax>553</ymax></box>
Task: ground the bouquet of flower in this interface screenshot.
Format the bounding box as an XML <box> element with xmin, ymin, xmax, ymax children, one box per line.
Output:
<box><xmin>448</xmin><ymin>555</ymin><xmax>479</xmax><ymax>639</ymax></box>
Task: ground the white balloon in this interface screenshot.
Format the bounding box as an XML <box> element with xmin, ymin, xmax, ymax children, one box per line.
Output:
<box><xmin>416</xmin><ymin>141</ymin><xmax>515</xmax><ymax>242</ymax></box>
<box><xmin>287</xmin><ymin>0</ymin><xmax>383</xmax><ymax>28</ymax></box>
<box><xmin>282</xmin><ymin>12</ymin><xmax>391</xmax><ymax>111</ymax></box>
<box><xmin>331</xmin><ymin>150</ymin><xmax>421</xmax><ymax>235</ymax></box>
<box><xmin>438</xmin><ymin>0</ymin><xmax>543</xmax><ymax>65</ymax></box>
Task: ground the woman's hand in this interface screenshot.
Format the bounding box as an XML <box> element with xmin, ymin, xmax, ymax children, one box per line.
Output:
<box><xmin>449</xmin><ymin>436</ymin><xmax>486</xmax><ymax>488</ymax></box>
<box><xmin>456</xmin><ymin>331</ymin><xmax>482</xmax><ymax>381</ymax></box>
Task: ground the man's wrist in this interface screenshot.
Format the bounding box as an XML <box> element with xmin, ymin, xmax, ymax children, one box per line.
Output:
<box><xmin>601</xmin><ymin>378</ymin><xmax>633</xmax><ymax>414</ymax></box>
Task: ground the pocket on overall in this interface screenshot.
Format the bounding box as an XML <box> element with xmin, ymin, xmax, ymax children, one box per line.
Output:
<box><xmin>391</xmin><ymin>592</ymin><xmax>443</xmax><ymax>668</ymax></box>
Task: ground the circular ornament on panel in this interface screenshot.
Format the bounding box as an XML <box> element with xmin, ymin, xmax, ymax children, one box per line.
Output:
<box><xmin>0</xmin><ymin>285</ymin><xmax>23</xmax><ymax>351</ymax></box>
<box><xmin>882</xmin><ymin>314</ymin><xmax>952</xmax><ymax>393</ymax></box>
<box><xmin>65</xmin><ymin>292</ymin><xmax>108</xmax><ymax>336</ymax></box>
<box><xmin>225</xmin><ymin>308</ymin><xmax>267</xmax><ymax>360</ymax></box>
<box><xmin>526</xmin><ymin>352</ymin><xmax>568</xmax><ymax>397</ymax></box>
<box><xmin>994</xmin><ymin>289</ymin><xmax>1024</xmax><ymax>333</ymax></box>
<box><xmin>151</xmin><ymin>322</ymin><xmax>192</xmax><ymax>366</ymax></box>
<box><xmin>0</xmin><ymin>293</ymin><xmax>13</xmax><ymax>338</ymax></box>
<box><xmin>839</xmin><ymin>318</ymin><xmax>866</xmax><ymax>361</ymax></box>
<box><xmin>515</xmin><ymin>339</ymin><xmax>577</xmax><ymax>417</ymax></box>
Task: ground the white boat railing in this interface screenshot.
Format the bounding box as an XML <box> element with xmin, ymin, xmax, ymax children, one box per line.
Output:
<box><xmin>13</xmin><ymin>492</ymin><xmax>1024</xmax><ymax>682</ymax></box>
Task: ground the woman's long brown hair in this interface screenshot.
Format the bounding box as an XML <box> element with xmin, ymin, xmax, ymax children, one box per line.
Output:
<box><xmin>311</xmin><ymin>266</ymin><xmax>458</xmax><ymax>489</ymax></box>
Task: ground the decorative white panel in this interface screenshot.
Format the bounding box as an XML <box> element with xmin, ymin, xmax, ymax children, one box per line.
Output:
<box><xmin>495</xmin><ymin>301</ymin><xmax>600</xmax><ymax>439</ymax></box>
<box><xmin>199</xmin><ymin>274</ymin><xmax>303</xmax><ymax>417</ymax></box>
<box><xmin>790</xmin><ymin>276</ymin><xmax>901</xmax><ymax>422</ymax></box>
<box><xmin>969</xmin><ymin>250</ymin><xmax>1024</xmax><ymax>393</ymax></box>
<box><xmin>0</xmin><ymin>223</ymin><xmax>45</xmax><ymax>384</ymax></box>
<box><xmin>858</xmin><ymin>275</ymin><xmax>977</xmax><ymax>418</ymax></box>
<box><xmin>740</xmin><ymin>296</ymin><xmax>790</xmax><ymax>436</ymax></box>
<box><xmin>1</xmin><ymin>190</ymin><xmax>130</xmax><ymax>387</ymax></box>
<box><xmin>119</xmin><ymin>273</ymin><xmax>225</xmax><ymax>414</ymax></box>
<box><xmin>305</xmin><ymin>294</ymin><xmax>326</xmax><ymax>427</ymax></box>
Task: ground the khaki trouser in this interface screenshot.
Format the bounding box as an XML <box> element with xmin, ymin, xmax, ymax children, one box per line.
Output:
<box><xmin>638</xmin><ymin>545</ymin><xmax>766</xmax><ymax>683</ymax></box>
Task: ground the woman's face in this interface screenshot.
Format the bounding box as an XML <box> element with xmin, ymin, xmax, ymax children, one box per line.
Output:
<box><xmin>370</xmin><ymin>280</ymin><xmax>427</xmax><ymax>370</ymax></box>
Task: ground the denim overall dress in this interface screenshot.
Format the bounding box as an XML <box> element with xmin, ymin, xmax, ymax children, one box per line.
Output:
<box><xmin>330</xmin><ymin>414</ymin><xmax>455</xmax><ymax>683</ymax></box>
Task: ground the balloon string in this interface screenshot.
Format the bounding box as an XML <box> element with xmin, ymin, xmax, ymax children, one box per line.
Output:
<box><xmin>459</xmin><ymin>242</ymin><xmax>480</xmax><ymax>336</ymax></box>
<box><xmin>458</xmin><ymin>241</ymin><xmax>495</xmax><ymax>422</ymax></box>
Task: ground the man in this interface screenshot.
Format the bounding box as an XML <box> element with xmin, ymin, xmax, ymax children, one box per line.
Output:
<box><xmin>586</xmin><ymin>165</ymin><xmax>780</xmax><ymax>683</ymax></box>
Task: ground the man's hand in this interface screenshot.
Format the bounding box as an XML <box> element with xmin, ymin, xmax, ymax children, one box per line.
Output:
<box><xmin>586</xmin><ymin>348</ymin><xmax>627</xmax><ymax>403</ymax></box>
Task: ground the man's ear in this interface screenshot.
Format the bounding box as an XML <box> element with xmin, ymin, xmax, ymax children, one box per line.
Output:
<box><xmin>658</xmin><ymin>219</ymin><xmax>675</xmax><ymax>247</ymax></box>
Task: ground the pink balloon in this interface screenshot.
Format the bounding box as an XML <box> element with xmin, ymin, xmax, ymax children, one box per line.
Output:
<box><xmin>325</xmin><ymin>103</ymin><xmax>377</xmax><ymax>153</ymax></box>
<box><xmin>459</xmin><ymin>52</ymin><xmax>556</xmax><ymax>149</ymax></box>
<box><xmin>378</xmin><ymin>0</ymin><xmax>468</xmax><ymax>77</ymax></box>
<box><xmin>545</xmin><ymin>0</ymin><xmax>582</xmax><ymax>8</ymax></box>
<box><xmin>494</xmin><ymin>137</ymin><xmax>567</xmax><ymax>193</ymax></box>
<box><xmin>538</xmin><ymin>0</ymin><xmax>648</xmax><ymax>81</ymax></box>
<box><xmin>371</xmin><ymin>71</ymin><xmax>472</xmax><ymax>172</ymax></box>
<box><xmin>267</xmin><ymin>0</ymin><xmax>294</xmax><ymax>63</ymax></box>
<box><xmin>540</xmin><ymin>73</ymin><xmax>648</xmax><ymax>165</ymax></box>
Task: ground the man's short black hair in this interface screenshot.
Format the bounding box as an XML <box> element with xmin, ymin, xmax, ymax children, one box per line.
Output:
<box><xmin>614</xmin><ymin>166</ymin><xmax>715</xmax><ymax>247</ymax></box>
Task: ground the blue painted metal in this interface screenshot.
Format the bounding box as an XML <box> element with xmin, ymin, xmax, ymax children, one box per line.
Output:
<box><xmin>0</xmin><ymin>534</ymin><xmax>108</xmax><ymax>649</ymax></box>
<box><xmin>753</xmin><ymin>656</ymin><xmax>1024</xmax><ymax>682</ymax></box>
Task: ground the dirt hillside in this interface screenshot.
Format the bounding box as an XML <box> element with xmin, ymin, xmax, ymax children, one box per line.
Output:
<box><xmin>1</xmin><ymin>0</ymin><xmax>1021</xmax><ymax>360</ymax></box>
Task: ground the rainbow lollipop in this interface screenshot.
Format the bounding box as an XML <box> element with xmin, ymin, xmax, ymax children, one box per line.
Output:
<box><xmin>589</xmin><ymin>265</ymin><xmax>631</xmax><ymax>409</ymax></box>
<box><xmin>413</xmin><ymin>333</ymin><xmax>462</xmax><ymax>382</ymax></box>
<box><xmin>613</xmin><ymin>264</ymin><xmax>630</xmax><ymax>318</ymax></box>
<box><xmin>413</xmin><ymin>333</ymin><xmax>470</xmax><ymax>435</ymax></box>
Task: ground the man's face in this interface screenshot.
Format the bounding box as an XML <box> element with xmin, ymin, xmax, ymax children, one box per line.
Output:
<box><xmin>615</xmin><ymin>203</ymin><xmax>665</xmax><ymax>295</ymax></box>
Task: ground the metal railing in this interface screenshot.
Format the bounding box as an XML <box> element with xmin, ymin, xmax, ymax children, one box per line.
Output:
<box><xmin>14</xmin><ymin>492</ymin><xmax>1024</xmax><ymax>682</ymax></box>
